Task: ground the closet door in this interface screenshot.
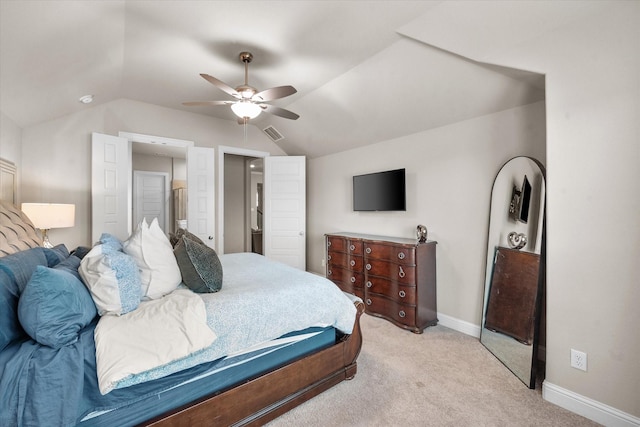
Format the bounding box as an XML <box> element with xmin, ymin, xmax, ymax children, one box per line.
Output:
<box><xmin>264</xmin><ymin>156</ymin><xmax>306</xmax><ymax>270</ymax></box>
<box><xmin>187</xmin><ymin>146</ymin><xmax>215</xmax><ymax>248</ymax></box>
<box><xmin>91</xmin><ymin>132</ymin><xmax>130</xmax><ymax>243</ymax></box>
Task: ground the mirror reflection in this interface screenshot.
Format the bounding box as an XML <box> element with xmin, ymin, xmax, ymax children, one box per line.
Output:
<box><xmin>481</xmin><ymin>156</ymin><xmax>545</xmax><ymax>388</ymax></box>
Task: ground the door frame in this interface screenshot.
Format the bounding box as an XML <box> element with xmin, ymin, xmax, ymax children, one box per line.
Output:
<box><xmin>217</xmin><ymin>145</ymin><xmax>269</xmax><ymax>254</ymax></box>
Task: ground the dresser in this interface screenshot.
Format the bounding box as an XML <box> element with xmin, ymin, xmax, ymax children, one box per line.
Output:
<box><xmin>326</xmin><ymin>232</ymin><xmax>437</xmax><ymax>333</ymax></box>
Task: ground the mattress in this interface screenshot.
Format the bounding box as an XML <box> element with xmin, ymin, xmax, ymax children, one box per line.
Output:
<box><xmin>78</xmin><ymin>326</ymin><xmax>336</xmax><ymax>427</ymax></box>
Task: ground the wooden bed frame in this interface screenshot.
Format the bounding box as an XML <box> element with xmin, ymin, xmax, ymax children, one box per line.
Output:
<box><xmin>144</xmin><ymin>301</ymin><xmax>364</xmax><ymax>427</ymax></box>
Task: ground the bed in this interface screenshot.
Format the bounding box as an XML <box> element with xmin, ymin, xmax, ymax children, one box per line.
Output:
<box><xmin>0</xmin><ymin>200</ymin><xmax>364</xmax><ymax>426</ymax></box>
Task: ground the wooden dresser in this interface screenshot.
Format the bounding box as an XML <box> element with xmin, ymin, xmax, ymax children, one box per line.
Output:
<box><xmin>326</xmin><ymin>232</ymin><xmax>437</xmax><ymax>333</ymax></box>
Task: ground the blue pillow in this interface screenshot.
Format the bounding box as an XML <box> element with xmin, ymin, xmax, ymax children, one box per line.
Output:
<box><xmin>18</xmin><ymin>265</ymin><xmax>97</xmax><ymax>348</ymax></box>
<box><xmin>43</xmin><ymin>244</ymin><xmax>70</xmax><ymax>266</ymax></box>
<box><xmin>0</xmin><ymin>247</ymin><xmax>49</xmax><ymax>351</ymax></box>
<box><xmin>53</xmin><ymin>254</ymin><xmax>82</xmax><ymax>280</ymax></box>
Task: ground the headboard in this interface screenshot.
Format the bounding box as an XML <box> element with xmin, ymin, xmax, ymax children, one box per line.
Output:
<box><xmin>0</xmin><ymin>200</ymin><xmax>42</xmax><ymax>257</ymax></box>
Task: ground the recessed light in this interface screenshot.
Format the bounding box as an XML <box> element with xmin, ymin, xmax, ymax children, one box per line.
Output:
<box><xmin>79</xmin><ymin>95</ymin><xmax>94</xmax><ymax>104</ymax></box>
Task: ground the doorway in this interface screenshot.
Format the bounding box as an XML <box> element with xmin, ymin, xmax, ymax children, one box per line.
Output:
<box><xmin>223</xmin><ymin>154</ymin><xmax>263</xmax><ymax>254</ymax></box>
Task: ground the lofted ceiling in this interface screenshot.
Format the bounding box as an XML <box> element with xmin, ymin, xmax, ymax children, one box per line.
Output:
<box><xmin>0</xmin><ymin>1</ymin><xmax>546</xmax><ymax>159</ymax></box>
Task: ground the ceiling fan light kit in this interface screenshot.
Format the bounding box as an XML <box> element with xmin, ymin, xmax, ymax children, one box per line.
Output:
<box><xmin>231</xmin><ymin>101</ymin><xmax>262</xmax><ymax>119</ymax></box>
<box><xmin>183</xmin><ymin>51</ymin><xmax>299</xmax><ymax>122</ymax></box>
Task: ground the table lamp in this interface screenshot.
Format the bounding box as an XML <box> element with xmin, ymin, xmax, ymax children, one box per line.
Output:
<box><xmin>21</xmin><ymin>203</ymin><xmax>75</xmax><ymax>248</ymax></box>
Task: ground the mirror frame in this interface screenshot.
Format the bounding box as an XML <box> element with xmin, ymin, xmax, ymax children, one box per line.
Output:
<box><xmin>480</xmin><ymin>156</ymin><xmax>546</xmax><ymax>389</ymax></box>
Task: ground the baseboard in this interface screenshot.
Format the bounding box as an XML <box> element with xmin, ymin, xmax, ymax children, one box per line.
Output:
<box><xmin>437</xmin><ymin>313</ymin><xmax>481</xmax><ymax>338</ymax></box>
<box><xmin>543</xmin><ymin>381</ymin><xmax>640</xmax><ymax>427</ymax></box>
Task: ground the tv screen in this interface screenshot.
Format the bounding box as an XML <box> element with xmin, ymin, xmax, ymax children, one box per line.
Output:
<box><xmin>353</xmin><ymin>168</ymin><xmax>406</xmax><ymax>211</ymax></box>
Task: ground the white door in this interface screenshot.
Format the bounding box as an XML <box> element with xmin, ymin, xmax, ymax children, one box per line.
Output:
<box><xmin>264</xmin><ymin>156</ymin><xmax>306</xmax><ymax>270</ymax></box>
<box><xmin>133</xmin><ymin>171</ymin><xmax>169</xmax><ymax>233</ymax></box>
<box><xmin>187</xmin><ymin>146</ymin><xmax>216</xmax><ymax>248</ymax></box>
<box><xmin>91</xmin><ymin>132</ymin><xmax>130</xmax><ymax>243</ymax></box>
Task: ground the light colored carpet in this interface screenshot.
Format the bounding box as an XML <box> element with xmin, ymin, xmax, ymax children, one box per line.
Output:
<box><xmin>266</xmin><ymin>314</ymin><xmax>600</xmax><ymax>426</ymax></box>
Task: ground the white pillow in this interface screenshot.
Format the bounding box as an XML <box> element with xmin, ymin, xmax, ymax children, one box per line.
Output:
<box><xmin>123</xmin><ymin>218</ymin><xmax>182</xmax><ymax>299</ymax></box>
<box><xmin>79</xmin><ymin>244</ymin><xmax>142</xmax><ymax>316</ymax></box>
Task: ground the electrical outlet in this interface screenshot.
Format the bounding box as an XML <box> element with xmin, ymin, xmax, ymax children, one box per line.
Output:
<box><xmin>571</xmin><ymin>349</ymin><xmax>587</xmax><ymax>371</ymax></box>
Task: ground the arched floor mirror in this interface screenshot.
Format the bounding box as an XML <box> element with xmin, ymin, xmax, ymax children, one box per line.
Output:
<box><xmin>481</xmin><ymin>156</ymin><xmax>546</xmax><ymax>388</ymax></box>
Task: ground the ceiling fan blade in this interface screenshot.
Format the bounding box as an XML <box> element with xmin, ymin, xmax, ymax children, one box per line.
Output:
<box><xmin>252</xmin><ymin>85</ymin><xmax>297</xmax><ymax>102</ymax></box>
<box><xmin>260</xmin><ymin>104</ymin><xmax>300</xmax><ymax>120</ymax></box>
<box><xmin>200</xmin><ymin>74</ymin><xmax>240</xmax><ymax>98</ymax></box>
<box><xmin>182</xmin><ymin>100</ymin><xmax>234</xmax><ymax>106</ymax></box>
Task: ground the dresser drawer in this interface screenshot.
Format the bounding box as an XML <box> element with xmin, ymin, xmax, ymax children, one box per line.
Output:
<box><xmin>327</xmin><ymin>251</ymin><xmax>363</xmax><ymax>271</ymax></box>
<box><xmin>365</xmin><ymin>277</ymin><xmax>416</xmax><ymax>305</ymax></box>
<box><xmin>327</xmin><ymin>236</ymin><xmax>363</xmax><ymax>255</ymax></box>
<box><xmin>364</xmin><ymin>242</ymin><xmax>415</xmax><ymax>265</ymax></box>
<box><xmin>364</xmin><ymin>294</ymin><xmax>416</xmax><ymax>327</ymax></box>
<box><xmin>327</xmin><ymin>266</ymin><xmax>364</xmax><ymax>288</ymax></box>
<box><xmin>329</xmin><ymin>278</ymin><xmax>364</xmax><ymax>300</ymax></box>
<box><xmin>365</xmin><ymin>259</ymin><xmax>415</xmax><ymax>285</ymax></box>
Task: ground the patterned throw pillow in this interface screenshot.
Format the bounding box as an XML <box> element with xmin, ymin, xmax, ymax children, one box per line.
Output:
<box><xmin>174</xmin><ymin>236</ymin><xmax>223</xmax><ymax>293</ymax></box>
<box><xmin>169</xmin><ymin>228</ymin><xmax>204</xmax><ymax>248</ymax></box>
<box><xmin>79</xmin><ymin>244</ymin><xmax>142</xmax><ymax>316</ymax></box>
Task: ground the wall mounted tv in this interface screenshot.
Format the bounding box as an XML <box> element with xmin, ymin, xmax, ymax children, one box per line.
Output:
<box><xmin>353</xmin><ymin>168</ymin><xmax>406</xmax><ymax>212</ymax></box>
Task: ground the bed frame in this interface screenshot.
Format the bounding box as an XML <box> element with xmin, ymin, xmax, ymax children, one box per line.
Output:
<box><xmin>144</xmin><ymin>300</ymin><xmax>364</xmax><ymax>426</ymax></box>
<box><xmin>0</xmin><ymin>200</ymin><xmax>364</xmax><ymax>427</ymax></box>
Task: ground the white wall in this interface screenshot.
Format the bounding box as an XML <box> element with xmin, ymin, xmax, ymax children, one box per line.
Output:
<box><xmin>19</xmin><ymin>98</ymin><xmax>285</xmax><ymax>249</ymax></box>
<box><xmin>308</xmin><ymin>101</ymin><xmax>546</xmax><ymax>326</ymax></box>
<box><xmin>400</xmin><ymin>1</ymin><xmax>640</xmax><ymax>422</ymax></box>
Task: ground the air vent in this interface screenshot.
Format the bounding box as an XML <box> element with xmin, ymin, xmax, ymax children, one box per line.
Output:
<box><xmin>263</xmin><ymin>125</ymin><xmax>284</xmax><ymax>142</ymax></box>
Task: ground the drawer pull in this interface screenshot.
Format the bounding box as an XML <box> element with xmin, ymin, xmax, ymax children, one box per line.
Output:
<box><xmin>366</xmin><ymin>298</ymin><xmax>372</xmax><ymax>306</ymax></box>
<box><xmin>349</xmin><ymin>244</ymin><xmax>355</xmax><ymax>251</ymax></box>
<box><xmin>399</xmin><ymin>310</ymin><xmax>406</xmax><ymax>318</ymax></box>
<box><xmin>365</xmin><ymin>247</ymin><xmax>372</xmax><ymax>254</ymax></box>
<box><xmin>328</xmin><ymin>269</ymin><xmax>332</xmax><ymax>276</ymax></box>
<box><xmin>350</xmin><ymin>276</ymin><xmax>356</xmax><ymax>283</ymax></box>
<box><xmin>366</xmin><ymin>281</ymin><xmax>372</xmax><ymax>288</ymax></box>
<box><xmin>399</xmin><ymin>290</ymin><xmax>406</xmax><ymax>298</ymax></box>
<box><xmin>398</xmin><ymin>252</ymin><xmax>405</xmax><ymax>260</ymax></box>
<box><xmin>350</xmin><ymin>260</ymin><xmax>356</xmax><ymax>267</ymax></box>
<box><xmin>327</xmin><ymin>241</ymin><xmax>331</xmax><ymax>247</ymax></box>
<box><xmin>398</xmin><ymin>266</ymin><xmax>405</xmax><ymax>278</ymax></box>
<box><xmin>366</xmin><ymin>264</ymin><xmax>371</xmax><ymax>270</ymax></box>
<box><xmin>328</xmin><ymin>255</ymin><xmax>331</xmax><ymax>261</ymax></box>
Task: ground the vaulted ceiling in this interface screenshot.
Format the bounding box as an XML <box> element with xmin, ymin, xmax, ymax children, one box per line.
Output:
<box><xmin>0</xmin><ymin>1</ymin><xmax>547</xmax><ymax>159</ymax></box>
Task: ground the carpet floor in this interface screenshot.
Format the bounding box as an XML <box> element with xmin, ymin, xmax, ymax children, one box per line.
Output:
<box><xmin>266</xmin><ymin>313</ymin><xmax>600</xmax><ymax>426</ymax></box>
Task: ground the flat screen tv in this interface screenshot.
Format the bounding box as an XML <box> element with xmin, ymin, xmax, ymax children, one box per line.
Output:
<box><xmin>353</xmin><ymin>168</ymin><xmax>406</xmax><ymax>211</ymax></box>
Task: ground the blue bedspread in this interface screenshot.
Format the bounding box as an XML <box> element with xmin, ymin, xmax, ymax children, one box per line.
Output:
<box><xmin>112</xmin><ymin>252</ymin><xmax>357</xmax><ymax>390</ymax></box>
<box><xmin>0</xmin><ymin>253</ymin><xmax>358</xmax><ymax>426</ymax></box>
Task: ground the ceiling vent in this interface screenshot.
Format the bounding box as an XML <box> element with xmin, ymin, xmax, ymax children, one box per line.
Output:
<box><xmin>263</xmin><ymin>125</ymin><xmax>284</xmax><ymax>142</ymax></box>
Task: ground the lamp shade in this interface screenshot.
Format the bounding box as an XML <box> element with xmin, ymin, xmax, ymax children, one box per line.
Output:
<box><xmin>231</xmin><ymin>101</ymin><xmax>262</xmax><ymax>119</ymax></box>
<box><xmin>21</xmin><ymin>203</ymin><xmax>75</xmax><ymax>229</ymax></box>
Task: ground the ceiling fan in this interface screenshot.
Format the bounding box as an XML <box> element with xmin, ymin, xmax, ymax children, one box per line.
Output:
<box><xmin>183</xmin><ymin>52</ymin><xmax>299</xmax><ymax>122</ymax></box>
